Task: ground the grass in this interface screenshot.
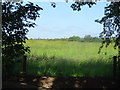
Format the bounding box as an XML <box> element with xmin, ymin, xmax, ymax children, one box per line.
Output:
<box><xmin>25</xmin><ymin>57</ymin><xmax>113</xmax><ymax>77</ymax></box>
<box><xmin>14</xmin><ymin>40</ymin><xmax>118</xmax><ymax>77</ymax></box>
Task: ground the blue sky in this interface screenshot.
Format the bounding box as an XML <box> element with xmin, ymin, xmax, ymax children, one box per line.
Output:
<box><xmin>26</xmin><ymin>2</ymin><xmax>107</xmax><ymax>39</ymax></box>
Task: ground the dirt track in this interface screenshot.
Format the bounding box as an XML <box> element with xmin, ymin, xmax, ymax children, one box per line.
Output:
<box><xmin>2</xmin><ymin>75</ymin><xmax>120</xmax><ymax>89</ymax></box>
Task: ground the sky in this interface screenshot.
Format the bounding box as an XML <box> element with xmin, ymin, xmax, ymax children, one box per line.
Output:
<box><xmin>26</xmin><ymin>1</ymin><xmax>107</xmax><ymax>39</ymax></box>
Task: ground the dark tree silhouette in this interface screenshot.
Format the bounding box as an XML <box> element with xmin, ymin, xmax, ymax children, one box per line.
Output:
<box><xmin>71</xmin><ymin>1</ymin><xmax>96</xmax><ymax>11</ymax></box>
<box><xmin>2</xmin><ymin>1</ymin><xmax>43</xmax><ymax>77</ymax></box>
<box><xmin>95</xmin><ymin>2</ymin><xmax>120</xmax><ymax>51</ymax></box>
<box><xmin>95</xmin><ymin>1</ymin><xmax>120</xmax><ymax>76</ymax></box>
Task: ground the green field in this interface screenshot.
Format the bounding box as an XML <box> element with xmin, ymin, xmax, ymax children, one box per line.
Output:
<box><xmin>15</xmin><ymin>40</ymin><xmax>118</xmax><ymax>77</ymax></box>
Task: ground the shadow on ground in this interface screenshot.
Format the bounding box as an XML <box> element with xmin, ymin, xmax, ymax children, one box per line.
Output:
<box><xmin>2</xmin><ymin>75</ymin><xmax>120</xmax><ymax>89</ymax></box>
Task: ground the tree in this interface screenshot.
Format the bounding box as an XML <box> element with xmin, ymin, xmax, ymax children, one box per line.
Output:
<box><xmin>92</xmin><ymin>37</ymin><xmax>101</xmax><ymax>42</ymax></box>
<box><xmin>68</xmin><ymin>36</ymin><xmax>81</xmax><ymax>41</ymax></box>
<box><xmin>95</xmin><ymin>2</ymin><xmax>120</xmax><ymax>51</ymax></box>
<box><xmin>2</xmin><ymin>1</ymin><xmax>43</xmax><ymax>77</ymax></box>
<box><xmin>95</xmin><ymin>1</ymin><xmax>120</xmax><ymax>76</ymax></box>
<box><xmin>70</xmin><ymin>1</ymin><xmax>96</xmax><ymax>11</ymax></box>
<box><xmin>84</xmin><ymin>35</ymin><xmax>92</xmax><ymax>42</ymax></box>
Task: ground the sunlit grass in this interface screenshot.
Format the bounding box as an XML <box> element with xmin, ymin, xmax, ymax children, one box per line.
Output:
<box><xmin>26</xmin><ymin>40</ymin><xmax>117</xmax><ymax>60</ymax></box>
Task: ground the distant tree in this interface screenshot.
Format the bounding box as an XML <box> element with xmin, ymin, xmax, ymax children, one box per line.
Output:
<box><xmin>92</xmin><ymin>37</ymin><xmax>101</xmax><ymax>42</ymax></box>
<box><xmin>68</xmin><ymin>36</ymin><xmax>81</xmax><ymax>41</ymax></box>
<box><xmin>84</xmin><ymin>35</ymin><xmax>92</xmax><ymax>42</ymax></box>
<box><xmin>2</xmin><ymin>1</ymin><xmax>43</xmax><ymax>77</ymax></box>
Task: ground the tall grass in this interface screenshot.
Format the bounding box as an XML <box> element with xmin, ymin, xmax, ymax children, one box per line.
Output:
<box><xmin>25</xmin><ymin>57</ymin><xmax>113</xmax><ymax>77</ymax></box>
<box><xmin>26</xmin><ymin>40</ymin><xmax>117</xmax><ymax>59</ymax></box>
<box><xmin>14</xmin><ymin>40</ymin><xmax>118</xmax><ymax>77</ymax></box>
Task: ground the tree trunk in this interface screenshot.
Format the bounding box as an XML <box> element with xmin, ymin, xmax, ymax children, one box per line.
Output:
<box><xmin>113</xmin><ymin>56</ymin><xmax>117</xmax><ymax>77</ymax></box>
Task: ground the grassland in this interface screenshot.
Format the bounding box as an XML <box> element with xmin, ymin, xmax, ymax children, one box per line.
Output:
<box><xmin>15</xmin><ymin>40</ymin><xmax>118</xmax><ymax>77</ymax></box>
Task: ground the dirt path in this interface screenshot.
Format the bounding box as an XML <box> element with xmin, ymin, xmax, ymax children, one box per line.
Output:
<box><xmin>2</xmin><ymin>75</ymin><xmax>120</xmax><ymax>89</ymax></box>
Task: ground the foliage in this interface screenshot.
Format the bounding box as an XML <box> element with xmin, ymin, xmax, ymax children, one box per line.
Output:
<box><xmin>84</xmin><ymin>35</ymin><xmax>92</xmax><ymax>42</ymax></box>
<box><xmin>95</xmin><ymin>2</ymin><xmax>120</xmax><ymax>52</ymax></box>
<box><xmin>71</xmin><ymin>1</ymin><xmax>96</xmax><ymax>11</ymax></box>
<box><xmin>51</xmin><ymin>2</ymin><xmax>56</xmax><ymax>8</ymax></box>
<box><xmin>33</xmin><ymin>36</ymin><xmax>102</xmax><ymax>42</ymax></box>
<box><xmin>2</xmin><ymin>1</ymin><xmax>43</xmax><ymax>77</ymax></box>
<box><xmin>67</xmin><ymin>35</ymin><xmax>101</xmax><ymax>42</ymax></box>
<box><xmin>68</xmin><ymin>36</ymin><xmax>81</xmax><ymax>41</ymax></box>
<box><xmin>92</xmin><ymin>37</ymin><xmax>102</xmax><ymax>42</ymax></box>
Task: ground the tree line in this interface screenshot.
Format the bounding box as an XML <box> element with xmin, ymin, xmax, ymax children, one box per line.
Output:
<box><xmin>30</xmin><ymin>35</ymin><xmax>102</xmax><ymax>42</ymax></box>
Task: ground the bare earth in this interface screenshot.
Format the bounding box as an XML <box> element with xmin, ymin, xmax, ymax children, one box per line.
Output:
<box><xmin>2</xmin><ymin>75</ymin><xmax>120</xmax><ymax>89</ymax></box>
